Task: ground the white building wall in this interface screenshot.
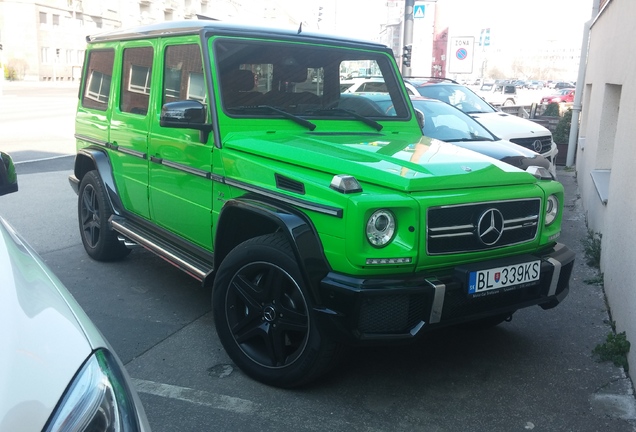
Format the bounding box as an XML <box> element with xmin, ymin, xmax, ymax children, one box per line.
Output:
<box><xmin>577</xmin><ymin>0</ymin><xmax>636</xmax><ymax>373</ymax></box>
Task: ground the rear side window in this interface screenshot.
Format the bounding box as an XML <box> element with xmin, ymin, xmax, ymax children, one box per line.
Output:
<box><xmin>82</xmin><ymin>49</ymin><xmax>115</xmax><ymax>111</ymax></box>
<box><xmin>120</xmin><ymin>46</ymin><xmax>154</xmax><ymax>115</ymax></box>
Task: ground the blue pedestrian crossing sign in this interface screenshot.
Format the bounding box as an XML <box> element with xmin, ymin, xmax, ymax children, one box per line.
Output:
<box><xmin>414</xmin><ymin>3</ymin><xmax>426</xmax><ymax>19</ymax></box>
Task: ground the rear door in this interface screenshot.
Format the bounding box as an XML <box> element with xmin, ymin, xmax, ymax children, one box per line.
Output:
<box><xmin>108</xmin><ymin>42</ymin><xmax>154</xmax><ymax>219</ymax></box>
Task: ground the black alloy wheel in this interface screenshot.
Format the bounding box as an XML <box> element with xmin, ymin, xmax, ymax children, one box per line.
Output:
<box><xmin>213</xmin><ymin>233</ymin><xmax>341</xmax><ymax>388</ymax></box>
<box><xmin>78</xmin><ymin>170</ymin><xmax>130</xmax><ymax>261</ymax></box>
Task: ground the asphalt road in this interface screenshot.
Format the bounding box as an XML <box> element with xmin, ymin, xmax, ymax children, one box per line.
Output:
<box><xmin>1</xmin><ymin>82</ymin><xmax>635</xmax><ymax>432</ymax></box>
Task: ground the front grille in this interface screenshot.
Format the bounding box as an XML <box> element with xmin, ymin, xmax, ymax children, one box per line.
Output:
<box><xmin>427</xmin><ymin>198</ymin><xmax>541</xmax><ymax>254</ymax></box>
<box><xmin>508</xmin><ymin>135</ymin><xmax>553</xmax><ymax>155</ymax></box>
<box><xmin>358</xmin><ymin>293</ymin><xmax>428</xmax><ymax>334</ymax></box>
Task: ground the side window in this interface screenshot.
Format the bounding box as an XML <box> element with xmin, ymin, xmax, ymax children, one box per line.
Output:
<box><xmin>82</xmin><ymin>49</ymin><xmax>114</xmax><ymax>110</ymax></box>
<box><xmin>163</xmin><ymin>44</ymin><xmax>205</xmax><ymax>105</ymax></box>
<box><xmin>120</xmin><ymin>46</ymin><xmax>153</xmax><ymax>115</ymax></box>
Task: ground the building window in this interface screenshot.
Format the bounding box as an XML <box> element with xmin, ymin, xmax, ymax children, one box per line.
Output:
<box><xmin>87</xmin><ymin>71</ymin><xmax>111</xmax><ymax>103</ymax></box>
<box><xmin>53</xmin><ymin>14</ymin><xmax>60</xmax><ymax>26</ymax></box>
<box><xmin>129</xmin><ymin>65</ymin><xmax>151</xmax><ymax>95</ymax></box>
<box><xmin>164</xmin><ymin>68</ymin><xmax>182</xmax><ymax>99</ymax></box>
<box><xmin>39</xmin><ymin>12</ymin><xmax>47</xmax><ymax>26</ymax></box>
<box><xmin>187</xmin><ymin>72</ymin><xmax>206</xmax><ymax>103</ymax></box>
<box><xmin>41</xmin><ymin>47</ymin><xmax>50</xmax><ymax>64</ymax></box>
<box><xmin>66</xmin><ymin>49</ymin><xmax>74</xmax><ymax>64</ymax></box>
<box><xmin>82</xmin><ymin>49</ymin><xmax>115</xmax><ymax>110</ymax></box>
<box><xmin>121</xmin><ymin>46</ymin><xmax>153</xmax><ymax>115</ymax></box>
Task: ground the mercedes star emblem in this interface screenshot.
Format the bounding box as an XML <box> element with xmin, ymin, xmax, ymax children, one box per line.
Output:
<box><xmin>477</xmin><ymin>208</ymin><xmax>505</xmax><ymax>246</ymax></box>
<box><xmin>532</xmin><ymin>139</ymin><xmax>543</xmax><ymax>153</ymax></box>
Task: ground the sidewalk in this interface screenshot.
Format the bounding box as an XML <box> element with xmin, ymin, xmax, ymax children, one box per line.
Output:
<box><xmin>557</xmin><ymin>166</ymin><xmax>636</xmax><ymax>424</ymax></box>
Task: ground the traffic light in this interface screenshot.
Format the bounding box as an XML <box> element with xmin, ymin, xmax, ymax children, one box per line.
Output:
<box><xmin>402</xmin><ymin>44</ymin><xmax>412</xmax><ymax>67</ymax></box>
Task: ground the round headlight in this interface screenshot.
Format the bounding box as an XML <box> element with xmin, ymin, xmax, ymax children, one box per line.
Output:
<box><xmin>545</xmin><ymin>194</ymin><xmax>559</xmax><ymax>225</ymax></box>
<box><xmin>366</xmin><ymin>209</ymin><xmax>396</xmax><ymax>247</ymax></box>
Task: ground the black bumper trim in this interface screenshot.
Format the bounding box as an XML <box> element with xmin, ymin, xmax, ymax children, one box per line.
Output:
<box><xmin>318</xmin><ymin>243</ymin><xmax>575</xmax><ymax>343</ymax></box>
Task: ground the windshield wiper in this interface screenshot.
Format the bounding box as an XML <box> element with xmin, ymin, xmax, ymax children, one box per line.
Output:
<box><xmin>310</xmin><ymin>108</ymin><xmax>383</xmax><ymax>131</ymax></box>
<box><xmin>229</xmin><ymin>105</ymin><xmax>317</xmax><ymax>131</ymax></box>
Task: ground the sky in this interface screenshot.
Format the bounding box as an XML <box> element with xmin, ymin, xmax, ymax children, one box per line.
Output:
<box><xmin>441</xmin><ymin>0</ymin><xmax>595</xmax><ymax>46</ymax></box>
<box><xmin>289</xmin><ymin>0</ymin><xmax>596</xmax><ymax>47</ymax></box>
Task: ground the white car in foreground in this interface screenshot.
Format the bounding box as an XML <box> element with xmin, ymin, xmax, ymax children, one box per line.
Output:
<box><xmin>0</xmin><ymin>152</ymin><xmax>150</xmax><ymax>432</ymax></box>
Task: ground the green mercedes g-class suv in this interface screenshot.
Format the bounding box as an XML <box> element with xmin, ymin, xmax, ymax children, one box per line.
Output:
<box><xmin>70</xmin><ymin>20</ymin><xmax>574</xmax><ymax>388</ymax></box>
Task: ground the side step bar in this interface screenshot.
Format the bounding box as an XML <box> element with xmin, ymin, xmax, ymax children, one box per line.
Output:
<box><xmin>110</xmin><ymin>217</ymin><xmax>214</xmax><ymax>283</ymax></box>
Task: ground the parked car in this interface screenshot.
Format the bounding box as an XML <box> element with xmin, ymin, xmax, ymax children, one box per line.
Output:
<box><xmin>338</xmin><ymin>93</ymin><xmax>552</xmax><ymax>173</ymax></box>
<box><xmin>526</xmin><ymin>81</ymin><xmax>545</xmax><ymax>90</ymax></box>
<box><xmin>541</xmin><ymin>88</ymin><xmax>576</xmax><ymax>104</ymax></box>
<box><xmin>70</xmin><ymin>20</ymin><xmax>574</xmax><ymax>388</ymax></box>
<box><xmin>0</xmin><ymin>152</ymin><xmax>151</xmax><ymax>432</ymax></box>
<box><xmin>554</xmin><ymin>81</ymin><xmax>574</xmax><ymax>90</ymax></box>
<box><xmin>477</xmin><ymin>83</ymin><xmax>518</xmax><ymax>106</ymax></box>
<box><xmin>402</xmin><ymin>77</ymin><xmax>559</xmax><ymax>177</ymax></box>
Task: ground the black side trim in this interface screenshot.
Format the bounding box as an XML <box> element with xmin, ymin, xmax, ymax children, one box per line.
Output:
<box><xmin>225</xmin><ymin>177</ymin><xmax>343</xmax><ymax>218</ymax></box>
<box><xmin>215</xmin><ymin>197</ymin><xmax>331</xmax><ymax>303</ymax></box>
<box><xmin>149</xmin><ymin>157</ymin><xmax>212</xmax><ymax>179</ymax></box>
<box><xmin>73</xmin><ymin>147</ymin><xmax>124</xmax><ymax>215</ymax></box>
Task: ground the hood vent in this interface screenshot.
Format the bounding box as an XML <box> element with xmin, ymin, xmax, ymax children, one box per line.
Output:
<box><xmin>275</xmin><ymin>174</ymin><xmax>306</xmax><ymax>195</ymax></box>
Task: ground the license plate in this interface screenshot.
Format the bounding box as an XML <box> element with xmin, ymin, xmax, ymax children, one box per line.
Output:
<box><xmin>468</xmin><ymin>260</ymin><xmax>541</xmax><ymax>296</ymax></box>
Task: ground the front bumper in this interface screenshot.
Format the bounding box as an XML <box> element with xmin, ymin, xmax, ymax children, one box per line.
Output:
<box><xmin>316</xmin><ymin>243</ymin><xmax>574</xmax><ymax>344</ymax></box>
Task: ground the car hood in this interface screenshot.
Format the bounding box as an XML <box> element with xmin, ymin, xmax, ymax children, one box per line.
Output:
<box><xmin>0</xmin><ymin>218</ymin><xmax>95</xmax><ymax>431</ymax></box>
<box><xmin>449</xmin><ymin>139</ymin><xmax>551</xmax><ymax>171</ymax></box>
<box><xmin>223</xmin><ymin>132</ymin><xmax>538</xmax><ymax>191</ymax></box>
<box><xmin>469</xmin><ymin>112</ymin><xmax>552</xmax><ymax>140</ymax></box>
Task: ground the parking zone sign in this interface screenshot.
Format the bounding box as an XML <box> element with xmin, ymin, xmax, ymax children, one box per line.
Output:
<box><xmin>448</xmin><ymin>36</ymin><xmax>474</xmax><ymax>74</ymax></box>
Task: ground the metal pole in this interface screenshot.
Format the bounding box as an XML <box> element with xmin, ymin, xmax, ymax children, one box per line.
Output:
<box><xmin>566</xmin><ymin>0</ymin><xmax>600</xmax><ymax>167</ymax></box>
<box><xmin>402</xmin><ymin>0</ymin><xmax>414</xmax><ymax>76</ymax></box>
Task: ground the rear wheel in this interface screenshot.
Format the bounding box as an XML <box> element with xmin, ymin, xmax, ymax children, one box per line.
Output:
<box><xmin>78</xmin><ymin>170</ymin><xmax>130</xmax><ymax>261</ymax></box>
<box><xmin>212</xmin><ymin>233</ymin><xmax>341</xmax><ymax>388</ymax></box>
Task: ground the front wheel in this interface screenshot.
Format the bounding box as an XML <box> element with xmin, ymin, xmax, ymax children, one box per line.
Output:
<box><xmin>212</xmin><ymin>233</ymin><xmax>341</xmax><ymax>388</ymax></box>
<box><xmin>503</xmin><ymin>99</ymin><xmax>515</xmax><ymax>106</ymax></box>
<box><xmin>78</xmin><ymin>170</ymin><xmax>130</xmax><ymax>261</ymax></box>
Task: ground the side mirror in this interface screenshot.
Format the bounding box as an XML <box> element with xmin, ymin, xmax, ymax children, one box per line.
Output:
<box><xmin>414</xmin><ymin>109</ymin><xmax>425</xmax><ymax>133</ymax></box>
<box><xmin>0</xmin><ymin>152</ymin><xmax>18</xmax><ymax>197</ymax></box>
<box><xmin>160</xmin><ymin>100</ymin><xmax>213</xmax><ymax>143</ymax></box>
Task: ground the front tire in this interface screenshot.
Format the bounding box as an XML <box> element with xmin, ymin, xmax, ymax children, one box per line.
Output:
<box><xmin>212</xmin><ymin>233</ymin><xmax>341</xmax><ymax>388</ymax></box>
<box><xmin>78</xmin><ymin>170</ymin><xmax>130</xmax><ymax>261</ymax></box>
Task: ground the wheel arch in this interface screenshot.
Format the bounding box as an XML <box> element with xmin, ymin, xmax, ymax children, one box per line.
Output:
<box><xmin>73</xmin><ymin>148</ymin><xmax>124</xmax><ymax>215</ymax></box>
<box><xmin>214</xmin><ymin>197</ymin><xmax>331</xmax><ymax>303</ymax></box>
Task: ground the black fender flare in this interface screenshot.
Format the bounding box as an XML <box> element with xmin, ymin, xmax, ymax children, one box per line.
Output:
<box><xmin>214</xmin><ymin>196</ymin><xmax>331</xmax><ymax>305</ymax></box>
<box><xmin>72</xmin><ymin>148</ymin><xmax>124</xmax><ymax>216</ymax></box>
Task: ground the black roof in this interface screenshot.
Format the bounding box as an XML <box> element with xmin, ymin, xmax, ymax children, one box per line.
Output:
<box><xmin>86</xmin><ymin>19</ymin><xmax>387</xmax><ymax>50</ymax></box>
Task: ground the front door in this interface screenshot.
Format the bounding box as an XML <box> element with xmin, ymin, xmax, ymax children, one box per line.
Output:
<box><xmin>147</xmin><ymin>39</ymin><xmax>214</xmax><ymax>250</ymax></box>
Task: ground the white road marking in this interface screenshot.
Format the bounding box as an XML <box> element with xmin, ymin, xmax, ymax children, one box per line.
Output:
<box><xmin>132</xmin><ymin>378</ymin><xmax>259</xmax><ymax>414</ymax></box>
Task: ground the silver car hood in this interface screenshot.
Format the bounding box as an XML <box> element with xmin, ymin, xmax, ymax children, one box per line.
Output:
<box><xmin>0</xmin><ymin>218</ymin><xmax>95</xmax><ymax>431</ymax></box>
<box><xmin>469</xmin><ymin>111</ymin><xmax>552</xmax><ymax>140</ymax></box>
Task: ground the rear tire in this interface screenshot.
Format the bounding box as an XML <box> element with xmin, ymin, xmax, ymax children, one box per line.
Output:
<box><xmin>212</xmin><ymin>233</ymin><xmax>341</xmax><ymax>388</ymax></box>
<box><xmin>78</xmin><ymin>170</ymin><xmax>131</xmax><ymax>261</ymax></box>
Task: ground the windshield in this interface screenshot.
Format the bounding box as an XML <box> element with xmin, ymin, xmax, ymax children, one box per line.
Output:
<box><xmin>409</xmin><ymin>82</ymin><xmax>497</xmax><ymax>114</ymax></box>
<box><xmin>409</xmin><ymin>99</ymin><xmax>496</xmax><ymax>142</ymax></box>
<box><xmin>213</xmin><ymin>39</ymin><xmax>410</xmax><ymax>120</ymax></box>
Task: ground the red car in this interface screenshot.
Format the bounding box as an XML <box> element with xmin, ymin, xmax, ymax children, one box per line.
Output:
<box><xmin>541</xmin><ymin>88</ymin><xmax>575</xmax><ymax>104</ymax></box>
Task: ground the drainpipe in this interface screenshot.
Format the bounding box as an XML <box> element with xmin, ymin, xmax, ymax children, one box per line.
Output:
<box><xmin>566</xmin><ymin>0</ymin><xmax>601</xmax><ymax>167</ymax></box>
